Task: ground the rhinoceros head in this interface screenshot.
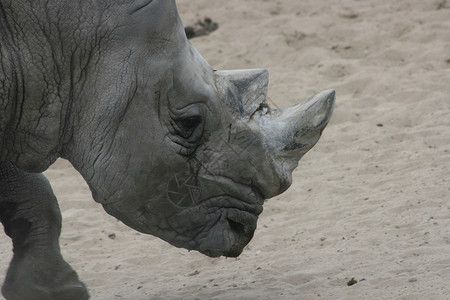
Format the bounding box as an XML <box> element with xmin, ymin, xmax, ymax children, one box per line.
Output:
<box><xmin>67</xmin><ymin>0</ymin><xmax>334</xmax><ymax>257</ymax></box>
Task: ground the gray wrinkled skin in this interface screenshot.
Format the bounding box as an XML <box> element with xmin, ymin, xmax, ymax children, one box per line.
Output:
<box><xmin>0</xmin><ymin>0</ymin><xmax>334</xmax><ymax>299</ymax></box>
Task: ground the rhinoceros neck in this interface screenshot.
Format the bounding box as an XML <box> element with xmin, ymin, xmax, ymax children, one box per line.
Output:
<box><xmin>0</xmin><ymin>1</ymin><xmax>113</xmax><ymax>172</ymax></box>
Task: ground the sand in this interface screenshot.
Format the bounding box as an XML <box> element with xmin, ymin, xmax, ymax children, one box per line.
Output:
<box><xmin>1</xmin><ymin>0</ymin><xmax>449</xmax><ymax>299</ymax></box>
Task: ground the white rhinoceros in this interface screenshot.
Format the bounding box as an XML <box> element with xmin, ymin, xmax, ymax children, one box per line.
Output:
<box><xmin>0</xmin><ymin>0</ymin><xmax>334</xmax><ymax>299</ymax></box>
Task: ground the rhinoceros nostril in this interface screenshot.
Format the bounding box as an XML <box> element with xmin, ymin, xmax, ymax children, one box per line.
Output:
<box><xmin>227</xmin><ymin>218</ymin><xmax>245</xmax><ymax>234</ymax></box>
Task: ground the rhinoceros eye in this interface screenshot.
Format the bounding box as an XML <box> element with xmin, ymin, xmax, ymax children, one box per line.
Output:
<box><xmin>176</xmin><ymin>116</ymin><xmax>202</xmax><ymax>132</ymax></box>
<box><xmin>168</xmin><ymin>105</ymin><xmax>205</xmax><ymax>155</ymax></box>
<box><xmin>172</xmin><ymin>115</ymin><xmax>202</xmax><ymax>139</ymax></box>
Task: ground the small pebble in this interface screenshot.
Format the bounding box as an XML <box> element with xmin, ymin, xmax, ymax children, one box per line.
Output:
<box><xmin>187</xmin><ymin>270</ymin><xmax>200</xmax><ymax>276</ymax></box>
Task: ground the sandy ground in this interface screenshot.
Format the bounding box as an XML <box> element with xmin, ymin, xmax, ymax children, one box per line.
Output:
<box><xmin>1</xmin><ymin>0</ymin><xmax>450</xmax><ymax>299</ymax></box>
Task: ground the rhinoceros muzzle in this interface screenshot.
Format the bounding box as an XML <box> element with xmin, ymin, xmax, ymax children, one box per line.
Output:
<box><xmin>200</xmin><ymin>195</ymin><xmax>262</xmax><ymax>257</ymax></box>
<box><xmin>163</xmin><ymin>173</ymin><xmax>264</xmax><ymax>257</ymax></box>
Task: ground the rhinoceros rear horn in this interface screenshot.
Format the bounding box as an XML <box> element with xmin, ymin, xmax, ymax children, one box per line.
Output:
<box><xmin>214</xmin><ymin>69</ymin><xmax>269</xmax><ymax>118</ymax></box>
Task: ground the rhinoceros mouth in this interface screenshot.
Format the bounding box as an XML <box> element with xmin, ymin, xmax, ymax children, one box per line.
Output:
<box><xmin>192</xmin><ymin>195</ymin><xmax>263</xmax><ymax>257</ymax></box>
<box><xmin>163</xmin><ymin>191</ymin><xmax>263</xmax><ymax>257</ymax></box>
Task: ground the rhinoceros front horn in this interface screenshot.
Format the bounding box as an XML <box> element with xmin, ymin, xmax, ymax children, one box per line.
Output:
<box><xmin>260</xmin><ymin>89</ymin><xmax>335</xmax><ymax>197</ymax></box>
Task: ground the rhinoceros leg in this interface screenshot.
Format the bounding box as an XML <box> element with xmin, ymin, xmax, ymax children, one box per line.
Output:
<box><xmin>0</xmin><ymin>161</ymin><xmax>89</xmax><ymax>300</ymax></box>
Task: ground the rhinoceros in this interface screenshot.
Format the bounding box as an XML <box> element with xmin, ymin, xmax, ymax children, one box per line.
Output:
<box><xmin>0</xmin><ymin>0</ymin><xmax>334</xmax><ymax>299</ymax></box>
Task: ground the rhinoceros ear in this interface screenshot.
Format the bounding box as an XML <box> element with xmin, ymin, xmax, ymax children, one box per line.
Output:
<box><xmin>214</xmin><ymin>69</ymin><xmax>269</xmax><ymax>118</ymax></box>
